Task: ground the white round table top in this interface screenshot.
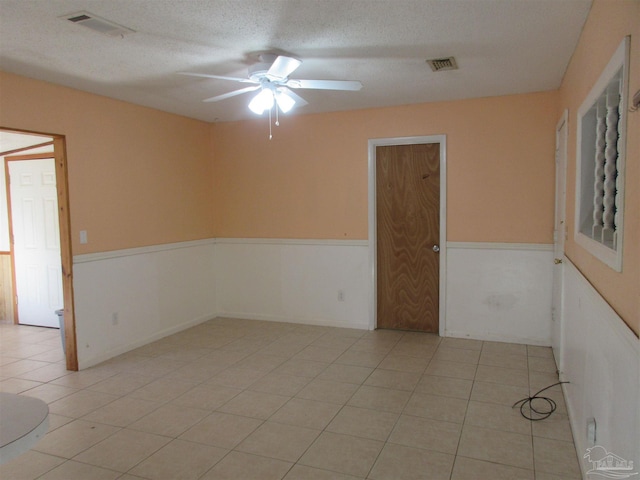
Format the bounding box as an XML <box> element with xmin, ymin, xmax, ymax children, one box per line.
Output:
<box><xmin>0</xmin><ymin>392</ymin><xmax>49</xmax><ymax>465</ymax></box>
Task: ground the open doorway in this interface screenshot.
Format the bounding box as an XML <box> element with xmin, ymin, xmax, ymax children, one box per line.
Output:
<box><xmin>0</xmin><ymin>128</ymin><xmax>78</xmax><ymax>370</ymax></box>
<box><xmin>6</xmin><ymin>155</ymin><xmax>63</xmax><ymax>328</ymax></box>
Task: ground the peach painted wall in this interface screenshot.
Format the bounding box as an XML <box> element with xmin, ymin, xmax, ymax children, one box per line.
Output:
<box><xmin>212</xmin><ymin>91</ymin><xmax>559</xmax><ymax>243</ymax></box>
<box><xmin>559</xmin><ymin>0</ymin><xmax>639</xmax><ymax>335</ymax></box>
<box><xmin>0</xmin><ymin>72</ymin><xmax>215</xmax><ymax>254</ymax></box>
<box><xmin>0</xmin><ymin>74</ymin><xmax>559</xmax><ymax>252</ymax></box>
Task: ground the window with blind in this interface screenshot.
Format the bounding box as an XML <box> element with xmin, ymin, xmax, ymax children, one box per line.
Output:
<box><xmin>575</xmin><ymin>37</ymin><xmax>629</xmax><ymax>272</ymax></box>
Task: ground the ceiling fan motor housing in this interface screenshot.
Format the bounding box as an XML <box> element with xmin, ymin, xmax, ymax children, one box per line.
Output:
<box><xmin>248</xmin><ymin>63</ymin><xmax>275</xmax><ymax>82</ymax></box>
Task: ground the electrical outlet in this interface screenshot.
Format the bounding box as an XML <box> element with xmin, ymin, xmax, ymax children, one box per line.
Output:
<box><xmin>111</xmin><ymin>312</ymin><xmax>119</xmax><ymax>325</ymax></box>
<box><xmin>338</xmin><ymin>290</ymin><xmax>345</xmax><ymax>302</ymax></box>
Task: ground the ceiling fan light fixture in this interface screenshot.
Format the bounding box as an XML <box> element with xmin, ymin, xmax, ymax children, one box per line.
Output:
<box><xmin>275</xmin><ymin>90</ymin><xmax>295</xmax><ymax>113</ymax></box>
<box><xmin>183</xmin><ymin>53</ymin><xmax>359</xmax><ymax>136</ymax></box>
<box><xmin>248</xmin><ymin>88</ymin><xmax>274</xmax><ymax>114</ymax></box>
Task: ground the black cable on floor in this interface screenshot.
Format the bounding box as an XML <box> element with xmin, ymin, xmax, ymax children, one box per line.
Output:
<box><xmin>512</xmin><ymin>381</ymin><xmax>569</xmax><ymax>421</ymax></box>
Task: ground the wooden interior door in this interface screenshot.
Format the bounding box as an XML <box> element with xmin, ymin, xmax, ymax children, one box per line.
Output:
<box><xmin>376</xmin><ymin>143</ymin><xmax>440</xmax><ymax>332</ymax></box>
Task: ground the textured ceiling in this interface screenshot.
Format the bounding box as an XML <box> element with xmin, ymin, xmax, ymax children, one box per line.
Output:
<box><xmin>0</xmin><ymin>0</ymin><xmax>592</xmax><ymax>123</ymax></box>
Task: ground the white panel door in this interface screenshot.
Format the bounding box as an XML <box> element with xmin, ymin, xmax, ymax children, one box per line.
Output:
<box><xmin>9</xmin><ymin>159</ymin><xmax>63</xmax><ymax>327</ymax></box>
<box><xmin>551</xmin><ymin>113</ymin><xmax>567</xmax><ymax>370</ymax></box>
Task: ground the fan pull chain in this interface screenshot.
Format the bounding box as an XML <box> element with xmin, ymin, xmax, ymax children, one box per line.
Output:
<box><xmin>267</xmin><ymin>105</ymin><xmax>283</xmax><ymax>140</ymax></box>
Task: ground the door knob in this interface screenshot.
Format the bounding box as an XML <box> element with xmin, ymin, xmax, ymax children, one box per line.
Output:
<box><xmin>554</xmin><ymin>258</ymin><xmax>563</xmax><ymax>264</ymax></box>
<box><xmin>432</xmin><ymin>245</ymin><xmax>440</xmax><ymax>253</ymax></box>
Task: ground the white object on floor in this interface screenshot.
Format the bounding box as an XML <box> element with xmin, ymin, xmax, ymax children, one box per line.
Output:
<box><xmin>0</xmin><ymin>393</ymin><xmax>49</xmax><ymax>464</ymax></box>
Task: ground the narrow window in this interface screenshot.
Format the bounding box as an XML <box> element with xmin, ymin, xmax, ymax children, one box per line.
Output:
<box><xmin>575</xmin><ymin>37</ymin><xmax>629</xmax><ymax>271</ymax></box>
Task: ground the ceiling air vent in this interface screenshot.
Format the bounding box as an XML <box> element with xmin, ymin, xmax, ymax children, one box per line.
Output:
<box><xmin>426</xmin><ymin>57</ymin><xmax>458</xmax><ymax>72</ymax></box>
<box><xmin>61</xmin><ymin>11</ymin><xmax>135</xmax><ymax>37</ymax></box>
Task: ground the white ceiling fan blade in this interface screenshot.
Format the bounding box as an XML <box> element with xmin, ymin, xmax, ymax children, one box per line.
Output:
<box><xmin>286</xmin><ymin>79</ymin><xmax>363</xmax><ymax>91</ymax></box>
<box><xmin>178</xmin><ymin>72</ymin><xmax>256</xmax><ymax>84</ymax></box>
<box><xmin>267</xmin><ymin>56</ymin><xmax>302</xmax><ymax>80</ymax></box>
<box><xmin>203</xmin><ymin>86</ymin><xmax>260</xmax><ymax>103</ymax></box>
<box><xmin>278</xmin><ymin>87</ymin><xmax>308</xmax><ymax>107</ymax></box>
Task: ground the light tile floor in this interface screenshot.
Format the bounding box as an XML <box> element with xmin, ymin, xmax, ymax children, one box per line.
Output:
<box><xmin>0</xmin><ymin>319</ymin><xmax>583</xmax><ymax>479</ymax></box>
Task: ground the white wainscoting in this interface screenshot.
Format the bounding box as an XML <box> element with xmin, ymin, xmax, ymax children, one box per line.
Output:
<box><xmin>445</xmin><ymin>242</ymin><xmax>554</xmax><ymax>345</ymax></box>
<box><xmin>73</xmin><ymin>239</ymin><xmax>217</xmax><ymax>369</ymax></box>
<box><xmin>215</xmin><ymin>239</ymin><xmax>370</xmax><ymax>330</ymax></box>
<box><xmin>559</xmin><ymin>258</ymin><xmax>639</xmax><ymax>476</ymax></box>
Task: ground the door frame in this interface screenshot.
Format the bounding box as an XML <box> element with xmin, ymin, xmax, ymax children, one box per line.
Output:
<box><xmin>0</xmin><ymin>128</ymin><xmax>78</xmax><ymax>371</ymax></box>
<box><xmin>368</xmin><ymin>135</ymin><xmax>447</xmax><ymax>334</ymax></box>
<box><xmin>552</xmin><ymin>110</ymin><xmax>568</xmax><ymax>372</ymax></box>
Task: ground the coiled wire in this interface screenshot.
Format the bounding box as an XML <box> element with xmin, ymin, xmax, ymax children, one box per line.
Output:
<box><xmin>512</xmin><ymin>381</ymin><xmax>569</xmax><ymax>421</ymax></box>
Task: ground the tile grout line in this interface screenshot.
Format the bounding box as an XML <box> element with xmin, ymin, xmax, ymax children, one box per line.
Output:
<box><xmin>448</xmin><ymin>338</ymin><xmax>483</xmax><ymax>480</ymax></box>
<box><xmin>1</xmin><ymin>321</ymin><xmax>578</xmax><ymax>480</ymax></box>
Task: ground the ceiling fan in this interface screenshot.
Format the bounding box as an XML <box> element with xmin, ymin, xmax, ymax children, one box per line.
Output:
<box><xmin>179</xmin><ymin>54</ymin><xmax>363</xmax><ymax>116</ymax></box>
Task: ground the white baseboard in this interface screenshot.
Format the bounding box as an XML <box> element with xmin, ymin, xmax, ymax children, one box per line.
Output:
<box><xmin>218</xmin><ymin>312</ymin><xmax>369</xmax><ymax>331</ymax></box>
<box><xmin>77</xmin><ymin>313</ymin><xmax>216</xmax><ymax>369</ymax></box>
<box><xmin>444</xmin><ymin>329</ymin><xmax>552</xmax><ymax>346</ymax></box>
